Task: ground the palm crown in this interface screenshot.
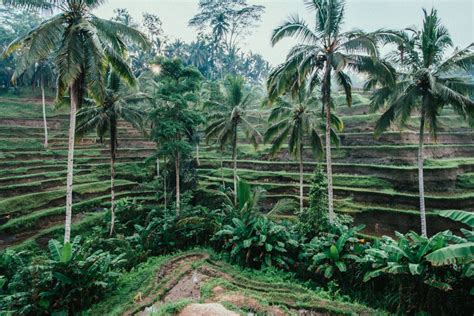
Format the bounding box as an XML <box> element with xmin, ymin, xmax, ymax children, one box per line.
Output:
<box><xmin>3</xmin><ymin>0</ymin><xmax>149</xmax><ymax>103</ymax></box>
<box><xmin>373</xmin><ymin>9</ymin><xmax>474</xmax><ymax>137</ymax></box>
<box><xmin>265</xmin><ymin>92</ymin><xmax>342</xmax><ymax>159</ymax></box>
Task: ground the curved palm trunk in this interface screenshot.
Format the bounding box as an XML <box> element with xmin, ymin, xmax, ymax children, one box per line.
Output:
<box><xmin>109</xmin><ymin>121</ymin><xmax>117</xmax><ymax>236</ymax></box>
<box><xmin>322</xmin><ymin>62</ymin><xmax>335</xmax><ymax>223</ymax></box>
<box><xmin>175</xmin><ymin>152</ymin><xmax>180</xmax><ymax>214</ymax></box>
<box><xmin>40</xmin><ymin>76</ymin><xmax>48</xmax><ymax>149</ymax></box>
<box><xmin>299</xmin><ymin>146</ymin><xmax>304</xmax><ymax>212</ymax></box>
<box><xmin>232</xmin><ymin>124</ymin><xmax>238</xmax><ymax>205</ymax></box>
<box><xmin>418</xmin><ymin>112</ymin><xmax>427</xmax><ymax>236</ymax></box>
<box><xmin>64</xmin><ymin>80</ymin><xmax>78</xmax><ymax>244</ymax></box>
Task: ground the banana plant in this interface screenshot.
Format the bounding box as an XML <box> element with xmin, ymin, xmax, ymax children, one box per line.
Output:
<box><xmin>216</xmin><ymin>179</ymin><xmax>299</xmax><ymax>269</ymax></box>
<box><xmin>363</xmin><ymin>230</ymin><xmax>469</xmax><ymax>290</ymax></box>
<box><xmin>302</xmin><ymin>225</ymin><xmax>365</xmax><ymax>279</ymax></box>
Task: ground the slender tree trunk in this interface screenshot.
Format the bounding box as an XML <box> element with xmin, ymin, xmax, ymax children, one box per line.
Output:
<box><xmin>40</xmin><ymin>76</ymin><xmax>48</xmax><ymax>149</ymax></box>
<box><xmin>418</xmin><ymin>111</ymin><xmax>427</xmax><ymax>236</ymax></box>
<box><xmin>109</xmin><ymin>122</ymin><xmax>117</xmax><ymax>236</ymax></box>
<box><xmin>164</xmin><ymin>159</ymin><xmax>167</xmax><ymax>209</ymax></box>
<box><xmin>322</xmin><ymin>61</ymin><xmax>335</xmax><ymax>223</ymax></box>
<box><xmin>232</xmin><ymin>124</ymin><xmax>238</xmax><ymax>205</ymax></box>
<box><xmin>299</xmin><ymin>146</ymin><xmax>304</xmax><ymax>212</ymax></box>
<box><xmin>64</xmin><ymin>81</ymin><xmax>78</xmax><ymax>244</ymax></box>
<box><xmin>175</xmin><ymin>152</ymin><xmax>180</xmax><ymax>214</ymax></box>
<box><xmin>156</xmin><ymin>158</ymin><xmax>160</xmax><ymax>176</ymax></box>
<box><xmin>196</xmin><ymin>143</ymin><xmax>200</xmax><ymax>166</ymax></box>
<box><xmin>220</xmin><ymin>151</ymin><xmax>225</xmax><ymax>187</ymax></box>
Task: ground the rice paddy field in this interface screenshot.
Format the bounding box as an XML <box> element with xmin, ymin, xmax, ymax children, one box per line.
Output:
<box><xmin>0</xmin><ymin>91</ymin><xmax>472</xmax><ymax>250</ymax></box>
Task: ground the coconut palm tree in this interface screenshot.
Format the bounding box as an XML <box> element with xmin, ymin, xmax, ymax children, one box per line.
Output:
<box><xmin>268</xmin><ymin>0</ymin><xmax>390</xmax><ymax>223</ymax></box>
<box><xmin>372</xmin><ymin>9</ymin><xmax>474</xmax><ymax>236</ymax></box>
<box><xmin>3</xmin><ymin>0</ymin><xmax>149</xmax><ymax>243</ymax></box>
<box><xmin>205</xmin><ymin>75</ymin><xmax>261</xmax><ymax>205</ymax></box>
<box><xmin>265</xmin><ymin>90</ymin><xmax>343</xmax><ymax>212</ymax></box>
<box><xmin>21</xmin><ymin>58</ymin><xmax>55</xmax><ymax>148</ymax></box>
<box><xmin>76</xmin><ymin>70</ymin><xmax>147</xmax><ymax>236</ymax></box>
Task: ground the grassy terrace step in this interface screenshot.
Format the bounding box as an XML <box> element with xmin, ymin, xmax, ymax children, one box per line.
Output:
<box><xmin>233</xmin><ymin>130</ymin><xmax>474</xmax><ymax>146</ymax></box>
<box><xmin>341</xmin><ymin>114</ymin><xmax>471</xmax><ymax>132</ymax></box>
<box><xmin>0</xmin><ymin>195</ymin><xmax>160</xmax><ymax>250</ymax></box>
<box><xmin>202</xmin><ymin>143</ymin><xmax>474</xmax><ymax>164</ymax></box>
<box><xmin>0</xmin><ymin>147</ymin><xmax>154</xmax><ymax>161</ymax></box>
<box><xmin>0</xmin><ymin>173</ymin><xmax>106</xmax><ymax>198</ymax></box>
<box><xmin>200</xmin><ymin>174</ymin><xmax>474</xmax><ymax>211</ymax></box>
<box><xmin>0</xmin><ymin>180</ymin><xmax>136</xmax><ymax>220</ymax></box>
<box><xmin>199</xmin><ymin>167</ymin><xmax>394</xmax><ymax>190</ymax></box>
<box><xmin>0</xmin><ymin>161</ymin><xmax>148</xmax><ymax>186</ymax></box>
<box><xmin>200</xmin><ymin>157</ymin><xmax>474</xmax><ymax>191</ymax></box>
<box><xmin>0</xmin><ymin>156</ymin><xmax>145</xmax><ymax>170</ymax></box>
<box><xmin>338</xmin><ymin>131</ymin><xmax>473</xmax><ymax>145</ymax></box>
<box><xmin>0</xmin><ymin>190</ymin><xmax>157</xmax><ymax>237</ymax></box>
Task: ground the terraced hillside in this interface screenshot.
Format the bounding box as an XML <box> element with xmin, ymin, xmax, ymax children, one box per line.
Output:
<box><xmin>86</xmin><ymin>249</ymin><xmax>382</xmax><ymax>315</ymax></box>
<box><xmin>0</xmin><ymin>96</ymin><xmax>158</xmax><ymax>249</ymax></box>
<box><xmin>197</xmin><ymin>93</ymin><xmax>474</xmax><ymax>237</ymax></box>
<box><xmin>1</xmin><ymin>92</ymin><xmax>472</xmax><ymax>249</ymax></box>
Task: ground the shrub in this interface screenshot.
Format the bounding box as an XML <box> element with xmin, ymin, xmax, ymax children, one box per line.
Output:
<box><xmin>0</xmin><ymin>237</ymin><xmax>124</xmax><ymax>315</ymax></box>
<box><xmin>297</xmin><ymin>167</ymin><xmax>330</xmax><ymax>238</ymax></box>
<box><xmin>300</xmin><ymin>225</ymin><xmax>366</xmax><ymax>280</ymax></box>
<box><xmin>361</xmin><ymin>230</ymin><xmax>473</xmax><ymax>314</ymax></box>
<box><xmin>216</xmin><ymin>212</ymin><xmax>299</xmax><ymax>269</ymax></box>
<box><xmin>131</xmin><ymin>202</ymin><xmax>223</xmax><ymax>254</ymax></box>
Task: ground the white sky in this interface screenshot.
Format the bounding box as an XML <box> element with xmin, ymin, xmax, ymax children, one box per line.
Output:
<box><xmin>93</xmin><ymin>0</ymin><xmax>474</xmax><ymax>66</ymax></box>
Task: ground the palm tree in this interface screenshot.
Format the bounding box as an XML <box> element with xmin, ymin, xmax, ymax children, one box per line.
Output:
<box><xmin>372</xmin><ymin>9</ymin><xmax>474</xmax><ymax>237</ymax></box>
<box><xmin>205</xmin><ymin>75</ymin><xmax>261</xmax><ymax>205</ymax></box>
<box><xmin>76</xmin><ymin>70</ymin><xmax>147</xmax><ymax>236</ymax></box>
<box><xmin>265</xmin><ymin>91</ymin><xmax>343</xmax><ymax>212</ymax></box>
<box><xmin>268</xmin><ymin>0</ymin><xmax>389</xmax><ymax>223</ymax></box>
<box><xmin>22</xmin><ymin>58</ymin><xmax>55</xmax><ymax>149</ymax></box>
<box><xmin>3</xmin><ymin>0</ymin><xmax>148</xmax><ymax>243</ymax></box>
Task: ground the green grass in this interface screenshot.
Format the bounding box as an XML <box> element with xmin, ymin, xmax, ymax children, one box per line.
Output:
<box><xmin>199</xmin><ymin>167</ymin><xmax>394</xmax><ymax>190</ymax></box>
<box><xmin>0</xmin><ymin>191</ymin><xmax>156</xmax><ymax>234</ymax></box>
<box><xmin>0</xmin><ymin>100</ymin><xmax>67</xmax><ymax>119</ymax></box>
<box><xmin>457</xmin><ymin>173</ymin><xmax>474</xmax><ymax>189</ymax></box>
<box><xmin>0</xmin><ymin>180</ymin><xmax>136</xmax><ymax>216</ymax></box>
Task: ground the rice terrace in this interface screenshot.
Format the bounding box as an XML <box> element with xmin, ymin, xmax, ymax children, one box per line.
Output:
<box><xmin>0</xmin><ymin>0</ymin><xmax>473</xmax><ymax>315</ymax></box>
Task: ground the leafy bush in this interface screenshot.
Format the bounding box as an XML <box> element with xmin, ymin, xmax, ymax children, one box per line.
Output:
<box><xmin>131</xmin><ymin>203</ymin><xmax>223</xmax><ymax>254</ymax></box>
<box><xmin>216</xmin><ymin>213</ymin><xmax>299</xmax><ymax>269</ymax></box>
<box><xmin>301</xmin><ymin>225</ymin><xmax>366</xmax><ymax>280</ymax></box>
<box><xmin>297</xmin><ymin>168</ymin><xmax>330</xmax><ymax>237</ymax></box>
<box><xmin>0</xmin><ymin>237</ymin><xmax>124</xmax><ymax>315</ymax></box>
<box><xmin>361</xmin><ymin>230</ymin><xmax>473</xmax><ymax>314</ymax></box>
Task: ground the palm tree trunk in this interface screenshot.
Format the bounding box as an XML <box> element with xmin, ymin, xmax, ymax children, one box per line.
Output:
<box><xmin>40</xmin><ymin>76</ymin><xmax>48</xmax><ymax>149</ymax></box>
<box><xmin>175</xmin><ymin>152</ymin><xmax>180</xmax><ymax>214</ymax></box>
<box><xmin>299</xmin><ymin>146</ymin><xmax>304</xmax><ymax>212</ymax></box>
<box><xmin>322</xmin><ymin>62</ymin><xmax>335</xmax><ymax>223</ymax></box>
<box><xmin>232</xmin><ymin>124</ymin><xmax>238</xmax><ymax>205</ymax></box>
<box><xmin>109</xmin><ymin>122</ymin><xmax>117</xmax><ymax>236</ymax></box>
<box><xmin>164</xmin><ymin>159</ymin><xmax>167</xmax><ymax>209</ymax></box>
<box><xmin>64</xmin><ymin>80</ymin><xmax>78</xmax><ymax>244</ymax></box>
<box><xmin>418</xmin><ymin>112</ymin><xmax>427</xmax><ymax>237</ymax></box>
<box><xmin>196</xmin><ymin>143</ymin><xmax>200</xmax><ymax>166</ymax></box>
<box><xmin>156</xmin><ymin>158</ymin><xmax>160</xmax><ymax>176</ymax></box>
<box><xmin>220</xmin><ymin>151</ymin><xmax>225</xmax><ymax>187</ymax></box>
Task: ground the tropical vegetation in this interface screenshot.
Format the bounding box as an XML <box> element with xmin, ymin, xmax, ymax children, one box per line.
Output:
<box><xmin>0</xmin><ymin>0</ymin><xmax>472</xmax><ymax>315</ymax></box>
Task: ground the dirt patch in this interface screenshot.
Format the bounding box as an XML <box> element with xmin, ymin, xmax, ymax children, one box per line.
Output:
<box><xmin>178</xmin><ymin>303</ymin><xmax>239</xmax><ymax>316</ymax></box>
<box><xmin>164</xmin><ymin>271</ymin><xmax>208</xmax><ymax>302</ymax></box>
<box><xmin>212</xmin><ymin>291</ymin><xmax>286</xmax><ymax>316</ymax></box>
